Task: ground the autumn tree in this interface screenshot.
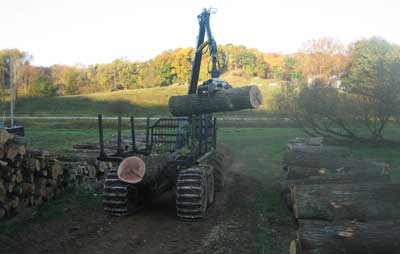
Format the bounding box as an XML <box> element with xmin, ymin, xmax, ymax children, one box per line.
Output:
<box><xmin>297</xmin><ymin>37</ymin><xmax>348</xmax><ymax>82</ymax></box>
<box><xmin>273</xmin><ymin>37</ymin><xmax>400</xmax><ymax>143</ymax></box>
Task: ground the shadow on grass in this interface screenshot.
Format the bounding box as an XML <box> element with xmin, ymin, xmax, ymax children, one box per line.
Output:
<box><xmin>10</xmin><ymin>96</ymin><xmax>170</xmax><ymax>117</ymax></box>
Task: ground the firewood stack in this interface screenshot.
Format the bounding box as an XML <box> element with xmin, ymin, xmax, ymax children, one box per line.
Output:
<box><xmin>0</xmin><ymin>130</ymin><xmax>64</xmax><ymax>219</ymax></box>
<box><xmin>281</xmin><ymin>137</ymin><xmax>400</xmax><ymax>254</ymax></box>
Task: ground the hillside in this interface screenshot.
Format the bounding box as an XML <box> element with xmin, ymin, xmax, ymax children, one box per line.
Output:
<box><xmin>6</xmin><ymin>72</ymin><xmax>281</xmax><ymax>118</ymax></box>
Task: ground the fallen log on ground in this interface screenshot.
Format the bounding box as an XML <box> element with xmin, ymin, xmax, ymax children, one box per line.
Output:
<box><xmin>287</xmin><ymin>137</ymin><xmax>323</xmax><ymax>146</ymax></box>
<box><xmin>291</xmin><ymin>183</ymin><xmax>400</xmax><ymax>221</ymax></box>
<box><xmin>283</xmin><ymin>151</ymin><xmax>389</xmax><ymax>176</ymax></box>
<box><xmin>284</xmin><ymin>165</ymin><xmax>388</xmax><ymax>180</ymax></box>
<box><xmin>286</xmin><ymin>144</ymin><xmax>351</xmax><ymax>158</ymax></box>
<box><xmin>280</xmin><ymin>174</ymin><xmax>390</xmax><ymax>210</ymax></box>
<box><xmin>290</xmin><ymin>220</ymin><xmax>400</xmax><ymax>254</ymax></box>
<box><xmin>168</xmin><ymin>85</ymin><xmax>263</xmax><ymax>116</ymax></box>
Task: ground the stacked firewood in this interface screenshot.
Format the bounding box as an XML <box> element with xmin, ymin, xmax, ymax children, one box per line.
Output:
<box><xmin>0</xmin><ymin>130</ymin><xmax>64</xmax><ymax>219</ymax></box>
<box><xmin>281</xmin><ymin>137</ymin><xmax>400</xmax><ymax>254</ymax></box>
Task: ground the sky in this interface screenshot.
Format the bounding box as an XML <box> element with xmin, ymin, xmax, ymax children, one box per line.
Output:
<box><xmin>1</xmin><ymin>0</ymin><xmax>399</xmax><ymax>67</ymax></box>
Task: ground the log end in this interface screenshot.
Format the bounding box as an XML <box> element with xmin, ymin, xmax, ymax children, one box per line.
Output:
<box><xmin>117</xmin><ymin>156</ymin><xmax>146</xmax><ymax>184</ymax></box>
<box><xmin>249</xmin><ymin>85</ymin><xmax>263</xmax><ymax>108</ymax></box>
<box><xmin>289</xmin><ymin>239</ymin><xmax>301</xmax><ymax>254</ymax></box>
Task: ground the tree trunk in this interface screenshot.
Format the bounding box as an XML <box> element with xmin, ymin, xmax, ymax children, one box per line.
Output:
<box><xmin>281</xmin><ymin>173</ymin><xmax>390</xmax><ymax>193</ymax></box>
<box><xmin>0</xmin><ymin>129</ymin><xmax>14</xmax><ymax>145</ymax></box>
<box><xmin>168</xmin><ymin>85</ymin><xmax>263</xmax><ymax>116</ymax></box>
<box><xmin>285</xmin><ymin>165</ymin><xmax>388</xmax><ymax>180</ymax></box>
<box><xmin>283</xmin><ymin>151</ymin><xmax>389</xmax><ymax>176</ymax></box>
<box><xmin>286</xmin><ymin>144</ymin><xmax>351</xmax><ymax>158</ymax></box>
<box><xmin>292</xmin><ymin>183</ymin><xmax>400</xmax><ymax>221</ymax></box>
<box><xmin>291</xmin><ymin>220</ymin><xmax>400</xmax><ymax>254</ymax></box>
<box><xmin>288</xmin><ymin>137</ymin><xmax>324</xmax><ymax>146</ymax></box>
<box><xmin>117</xmin><ymin>154</ymin><xmax>170</xmax><ymax>184</ymax></box>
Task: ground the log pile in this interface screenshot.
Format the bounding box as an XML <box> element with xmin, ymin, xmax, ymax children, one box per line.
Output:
<box><xmin>0</xmin><ymin>130</ymin><xmax>144</xmax><ymax>220</ymax></box>
<box><xmin>280</xmin><ymin>137</ymin><xmax>399</xmax><ymax>254</ymax></box>
<box><xmin>0</xmin><ymin>130</ymin><xmax>64</xmax><ymax>219</ymax></box>
<box><xmin>57</xmin><ymin>134</ymin><xmax>147</xmax><ymax>191</ymax></box>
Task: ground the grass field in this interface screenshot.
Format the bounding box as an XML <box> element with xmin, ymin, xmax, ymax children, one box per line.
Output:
<box><xmin>1</xmin><ymin>72</ymin><xmax>280</xmax><ymax>118</ymax></box>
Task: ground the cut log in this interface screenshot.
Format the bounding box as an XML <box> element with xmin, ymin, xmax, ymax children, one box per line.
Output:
<box><xmin>0</xmin><ymin>144</ymin><xmax>4</xmax><ymax>159</ymax></box>
<box><xmin>292</xmin><ymin>183</ymin><xmax>400</xmax><ymax>221</ymax></box>
<box><xmin>283</xmin><ymin>151</ymin><xmax>389</xmax><ymax>176</ymax></box>
<box><xmin>285</xmin><ymin>165</ymin><xmax>388</xmax><ymax>180</ymax></box>
<box><xmin>13</xmin><ymin>184</ymin><xmax>23</xmax><ymax>196</ymax></box>
<box><xmin>15</xmin><ymin>170</ymin><xmax>23</xmax><ymax>183</ymax></box>
<box><xmin>48</xmin><ymin>160</ymin><xmax>62</xmax><ymax>179</ymax></box>
<box><xmin>35</xmin><ymin>177</ymin><xmax>47</xmax><ymax>198</ymax></box>
<box><xmin>281</xmin><ymin>174</ymin><xmax>390</xmax><ymax>193</ymax></box>
<box><xmin>286</xmin><ymin>144</ymin><xmax>351</xmax><ymax>158</ymax></box>
<box><xmin>117</xmin><ymin>154</ymin><xmax>170</xmax><ymax>184</ymax></box>
<box><xmin>0</xmin><ymin>180</ymin><xmax>6</xmax><ymax>201</ymax></box>
<box><xmin>0</xmin><ymin>207</ymin><xmax>5</xmax><ymax>219</ymax></box>
<box><xmin>21</xmin><ymin>183</ymin><xmax>35</xmax><ymax>197</ymax></box>
<box><xmin>0</xmin><ymin>129</ymin><xmax>14</xmax><ymax>145</ymax></box>
<box><xmin>5</xmin><ymin>143</ymin><xmax>21</xmax><ymax>162</ymax></box>
<box><xmin>288</xmin><ymin>137</ymin><xmax>323</xmax><ymax>146</ymax></box>
<box><xmin>168</xmin><ymin>85</ymin><xmax>263</xmax><ymax>116</ymax></box>
<box><xmin>281</xmin><ymin>174</ymin><xmax>390</xmax><ymax>210</ymax></box>
<box><xmin>291</xmin><ymin>220</ymin><xmax>400</xmax><ymax>254</ymax></box>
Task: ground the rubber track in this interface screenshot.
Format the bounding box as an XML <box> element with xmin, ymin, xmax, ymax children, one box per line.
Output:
<box><xmin>176</xmin><ymin>167</ymin><xmax>208</xmax><ymax>220</ymax></box>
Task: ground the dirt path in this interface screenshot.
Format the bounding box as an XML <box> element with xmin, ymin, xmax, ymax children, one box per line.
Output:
<box><xmin>0</xmin><ymin>153</ymin><xmax>293</xmax><ymax>254</ymax></box>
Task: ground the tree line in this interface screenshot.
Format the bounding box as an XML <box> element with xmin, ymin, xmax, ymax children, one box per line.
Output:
<box><xmin>0</xmin><ymin>38</ymin><xmax>349</xmax><ymax>97</ymax></box>
<box><xmin>272</xmin><ymin>37</ymin><xmax>400</xmax><ymax>143</ymax></box>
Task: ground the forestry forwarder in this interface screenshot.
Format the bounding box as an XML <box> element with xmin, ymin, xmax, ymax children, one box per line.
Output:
<box><xmin>98</xmin><ymin>9</ymin><xmax>261</xmax><ymax>220</ymax></box>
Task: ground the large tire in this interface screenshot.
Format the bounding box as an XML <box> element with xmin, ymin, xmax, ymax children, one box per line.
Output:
<box><xmin>176</xmin><ymin>167</ymin><xmax>209</xmax><ymax>220</ymax></box>
<box><xmin>103</xmin><ymin>170</ymin><xmax>142</xmax><ymax>216</ymax></box>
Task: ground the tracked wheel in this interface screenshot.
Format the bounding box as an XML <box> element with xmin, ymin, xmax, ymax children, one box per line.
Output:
<box><xmin>176</xmin><ymin>167</ymin><xmax>210</xmax><ymax>220</ymax></box>
<box><xmin>103</xmin><ymin>170</ymin><xmax>141</xmax><ymax>216</ymax></box>
<box><xmin>207</xmin><ymin>151</ymin><xmax>225</xmax><ymax>191</ymax></box>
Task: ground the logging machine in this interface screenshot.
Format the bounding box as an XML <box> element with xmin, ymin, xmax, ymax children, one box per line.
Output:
<box><xmin>98</xmin><ymin>9</ymin><xmax>262</xmax><ymax>219</ymax></box>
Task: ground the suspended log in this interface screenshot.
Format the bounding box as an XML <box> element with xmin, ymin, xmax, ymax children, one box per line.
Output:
<box><xmin>292</xmin><ymin>183</ymin><xmax>400</xmax><ymax>222</ymax></box>
<box><xmin>283</xmin><ymin>151</ymin><xmax>389</xmax><ymax>176</ymax></box>
<box><xmin>291</xmin><ymin>220</ymin><xmax>400</xmax><ymax>254</ymax></box>
<box><xmin>168</xmin><ymin>85</ymin><xmax>263</xmax><ymax>116</ymax></box>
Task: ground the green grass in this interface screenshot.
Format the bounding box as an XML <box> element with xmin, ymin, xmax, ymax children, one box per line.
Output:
<box><xmin>2</xmin><ymin>72</ymin><xmax>280</xmax><ymax>118</ymax></box>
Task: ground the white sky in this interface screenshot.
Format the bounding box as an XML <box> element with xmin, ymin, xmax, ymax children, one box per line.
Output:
<box><xmin>1</xmin><ymin>0</ymin><xmax>399</xmax><ymax>67</ymax></box>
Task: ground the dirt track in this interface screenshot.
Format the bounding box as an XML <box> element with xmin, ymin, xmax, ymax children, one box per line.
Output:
<box><xmin>0</xmin><ymin>154</ymin><xmax>293</xmax><ymax>254</ymax></box>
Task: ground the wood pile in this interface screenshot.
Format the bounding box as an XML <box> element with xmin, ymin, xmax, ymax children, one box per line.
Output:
<box><xmin>0</xmin><ymin>129</ymin><xmax>64</xmax><ymax>219</ymax></box>
<box><xmin>0</xmin><ymin>130</ymin><xmax>144</xmax><ymax>220</ymax></box>
<box><xmin>281</xmin><ymin>137</ymin><xmax>399</xmax><ymax>254</ymax></box>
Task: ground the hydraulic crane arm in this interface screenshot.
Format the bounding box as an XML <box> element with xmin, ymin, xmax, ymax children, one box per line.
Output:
<box><xmin>187</xmin><ymin>9</ymin><xmax>219</xmax><ymax>95</ymax></box>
